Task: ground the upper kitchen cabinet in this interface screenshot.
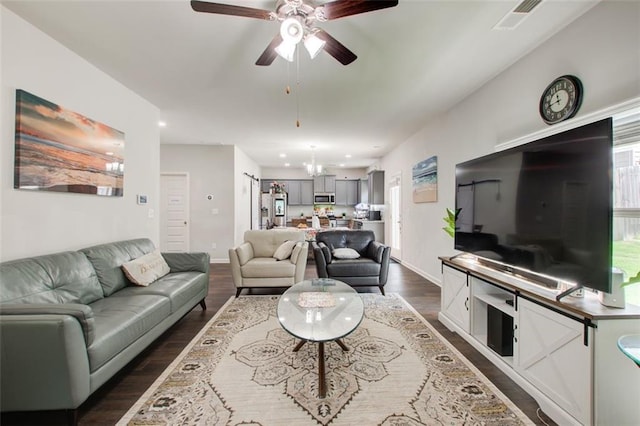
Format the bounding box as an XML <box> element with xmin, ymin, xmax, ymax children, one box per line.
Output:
<box><xmin>368</xmin><ymin>171</ymin><xmax>384</xmax><ymax>204</ymax></box>
<box><xmin>359</xmin><ymin>179</ymin><xmax>368</xmax><ymax>204</ymax></box>
<box><xmin>335</xmin><ymin>180</ymin><xmax>359</xmax><ymax>206</ymax></box>
<box><xmin>314</xmin><ymin>175</ymin><xmax>336</xmax><ymax>193</ymax></box>
<box><xmin>300</xmin><ymin>180</ymin><xmax>314</xmax><ymax>205</ymax></box>
<box><xmin>286</xmin><ymin>180</ymin><xmax>301</xmax><ymax>205</ymax></box>
<box><xmin>284</xmin><ymin>180</ymin><xmax>314</xmax><ymax>205</ymax></box>
<box><xmin>260</xmin><ymin>179</ymin><xmax>272</xmax><ymax>193</ymax></box>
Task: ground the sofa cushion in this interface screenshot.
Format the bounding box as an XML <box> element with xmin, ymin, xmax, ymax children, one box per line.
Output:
<box><xmin>333</xmin><ymin>248</ymin><xmax>361</xmax><ymax>259</ymax></box>
<box><xmin>244</xmin><ymin>230</ymin><xmax>305</xmax><ymax>258</ymax></box>
<box><xmin>327</xmin><ymin>258</ymin><xmax>381</xmax><ymax>277</ymax></box>
<box><xmin>241</xmin><ymin>257</ymin><xmax>296</xmax><ymax>278</ymax></box>
<box><xmin>121</xmin><ymin>249</ymin><xmax>170</xmax><ymax>286</ymax></box>
<box><xmin>273</xmin><ymin>240</ymin><xmax>297</xmax><ymax>260</ymax></box>
<box><xmin>87</xmin><ymin>294</ymin><xmax>170</xmax><ymax>372</ymax></box>
<box><xmin>81</xmin><ymin>239</ymin><xmax>156</xmax><ymax>296</ymax></box>
<box><xmin>0</xmin><ymin>251</ymin><xmax>103</xmax><ymax>305</ymax></box>
<box><xmin>111</xmin><ymin>271</ymin><xmax>206</xmax><ymax>313</ymax></box>
<box><xmin>316</xmin><ymin>230</ymin><xmax>374</xmax><ymax>256</ymax></box>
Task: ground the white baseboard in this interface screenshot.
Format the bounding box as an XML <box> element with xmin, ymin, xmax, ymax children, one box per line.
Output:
<box><xmin>398</xmin><ymin>260</ymin><xmax>442</xmax><ymax>287</ymax></box>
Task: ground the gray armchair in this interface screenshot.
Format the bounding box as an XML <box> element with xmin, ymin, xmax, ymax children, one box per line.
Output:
<box><xmin>312</xmin><ymin>229</ymin><xmax>391</xmax><ymax>294</ymax></box>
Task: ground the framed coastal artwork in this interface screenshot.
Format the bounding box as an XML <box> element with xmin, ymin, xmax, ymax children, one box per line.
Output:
<box><xmin>412</xmin><ymin>155</ymin><xmax>438</xmax><ymax>203</ymax></box>
<box><xmin>14</xmin><ymin>89</ymin><xmax>125</xmax><ymax>196</ymax></box>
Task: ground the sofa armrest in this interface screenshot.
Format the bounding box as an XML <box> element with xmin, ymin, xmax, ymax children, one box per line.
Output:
<box><xmin>291</xmin><ymin>241</ymin><xmax>309</xmax><ymax>283</ymax></box>
<box><xmin>0</xmin><ymin>303</ymin><xmax>95</xmax><ymax>346</ymax></box>
<box><xmin>312</xmin><ymin>242</ymin><xmax>330</xmax><ymax>278</ymax></box>
<box><xmin>162</xmin><ymin>252</ymin><xmax>211</xmax><ymax>274</ymax></box>
<box><xmin>0</xmin><ymin>314</ymin><xmax>91</xmax><ymax>411</ymax></box>
<box><xmin>367</xmin><ymin>241</ymin><xmax>386</xmax><ymax>263</ymax></box>
<box><xmin>233</xmin><ymin>242</ymin><xmax>254</xmax><ymax>266</ymax></box>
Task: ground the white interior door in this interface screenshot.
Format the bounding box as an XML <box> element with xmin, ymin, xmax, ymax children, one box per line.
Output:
<box><xmin>160</xmin><ymin>173</ymin><xmax>190</xmax><ymax>252</ymax></box>
<box><xmin>389</xmin><ymin>173</ymin><xmax>402</xmax><ymax>260</ymax></box>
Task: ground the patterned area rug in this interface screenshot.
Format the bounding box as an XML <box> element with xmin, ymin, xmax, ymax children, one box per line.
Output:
<box><xmin>118</xmin><ymin>294</ymin><xmax>534</xmax><ymax>425</ymax></box>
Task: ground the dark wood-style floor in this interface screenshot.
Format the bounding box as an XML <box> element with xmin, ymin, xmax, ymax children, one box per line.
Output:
<box><xmin>1</xmin><ymin>260</ymin><xmax>556</xmax><ymax>425</ymax></box>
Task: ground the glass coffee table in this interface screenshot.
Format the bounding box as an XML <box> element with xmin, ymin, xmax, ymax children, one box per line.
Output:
<box><xmin>277</xmin><ymin>278</ymin><xmax>364</xmax><ymax>398</ymax></box>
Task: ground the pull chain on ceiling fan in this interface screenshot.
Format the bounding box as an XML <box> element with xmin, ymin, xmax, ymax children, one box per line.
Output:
<box><xmin>190</xmin><ymin>0</ymin><xmax>399</xmax><ymax>66</ymax></box>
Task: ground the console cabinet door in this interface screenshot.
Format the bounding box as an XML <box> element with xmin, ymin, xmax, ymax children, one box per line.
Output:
<box><xmin>515</xmin><ymin>298</ymin><xmax>591</xmax><ymax>425</ymax></box>
<box><xmin>441</xmin><ymin>266</ymin><xmax>470</xmax><ymax>333</ymax></box>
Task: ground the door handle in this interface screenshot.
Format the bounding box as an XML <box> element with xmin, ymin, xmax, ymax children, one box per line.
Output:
<box><xmin>464</xmin><ymin>297</ymin><xmax>469</xmax><ymax>311</ymax></box>
<box><xmin>184</xmin><ymin>221</ymin><xmax>187</xmax><ymax>225</ymax></box>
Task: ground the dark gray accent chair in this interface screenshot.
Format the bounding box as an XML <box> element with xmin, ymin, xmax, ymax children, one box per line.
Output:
<box><xmin>312</xmin><ymin>229</ymin><xmax>391</xmax><ymax>294</ymax></box>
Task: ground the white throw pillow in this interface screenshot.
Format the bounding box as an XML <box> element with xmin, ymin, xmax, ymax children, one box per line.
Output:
<box><xmin>332</xmin><ymin>248</ymin><xmax>360</xmax><ymax>259</ymax></box>
<box><xmin>273</xmin><ymin>240</ymin><xmax>297</xmax><ymax>260</ymax></box>
<box><xmin>122</xmin><ymin>249</ymin><xmax>170</xmax><ymax>286</ymax></box>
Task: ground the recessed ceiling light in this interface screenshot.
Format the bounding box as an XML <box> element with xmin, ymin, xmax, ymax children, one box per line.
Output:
<box><xmin>279</xmin><ymin>153</ymin><xmax>286</xmax><ymax>158</ymax></box>
<box><xmin>285</xmin><ymin>163</ymin><xmax>290</xmax><ymax>167</ymax></box>
<box><xmin>105</xmin><ymin>151</ymin><xmax>114</xmax><ymax>156</ymax></box>
<box><xmin>339</xmin><ymin>163</ymin><xmax>345</xmax><ymax>167</ymax></box>
<box><xmin>158</xmin><ymin>121</ymin><xmax>167</xmax><ymax>127</ymax></box>
<box><xmin>345</xmin><ymin>154</ymin><xmax>352</xmax><ymax>158</ymax></box>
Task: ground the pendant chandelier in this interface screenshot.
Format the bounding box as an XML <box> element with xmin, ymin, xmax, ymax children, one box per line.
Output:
<box><xmin>306</xmin><ymin>145</ymin><xmax>323</xmax><ymax>177</ymax></box>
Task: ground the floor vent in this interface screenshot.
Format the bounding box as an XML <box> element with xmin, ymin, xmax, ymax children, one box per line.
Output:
<box><xmin>494</xmin><ymin>0</ymin><xmax>543</xmax><ymax>30</ymax></box>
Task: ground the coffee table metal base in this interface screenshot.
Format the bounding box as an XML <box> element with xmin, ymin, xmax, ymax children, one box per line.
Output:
<box><xmin>292</xmin><ymin>339</ymin><xmax>350</xmax><ymax>398</ymax></box>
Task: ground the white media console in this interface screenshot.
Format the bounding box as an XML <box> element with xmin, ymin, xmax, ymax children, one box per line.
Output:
<box><xmin>439</xmin><ymin>256</ymin><xmax>640</xmax><ymax>426</ymax></box>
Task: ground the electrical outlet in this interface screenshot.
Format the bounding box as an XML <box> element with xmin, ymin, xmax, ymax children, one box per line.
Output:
<box><xmin>211</xmin><ymin>208</ymin><xmax>219</xmax><ymax>215</ymax></box>
<box><xmin>148</xmin><ymin>209</ymin><xmax>155</xmax><ymax>218</ymax></box>
<box><xmin>211</xmin><ymin>243</ymin><xmax>217</xmax><ymax>249</ymax></box>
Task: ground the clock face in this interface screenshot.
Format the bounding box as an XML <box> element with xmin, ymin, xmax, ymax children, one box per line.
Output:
<box><xmin>539</xmin><ymin>75</ymin><xmax>583</xmax><ymax>125</ymax></box>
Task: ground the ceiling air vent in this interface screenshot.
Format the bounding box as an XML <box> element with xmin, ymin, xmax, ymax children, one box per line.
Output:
<box><xmin>494</xmin><ymin>0</ymin><xmax>543</xmax><ymax>30</ymax></box>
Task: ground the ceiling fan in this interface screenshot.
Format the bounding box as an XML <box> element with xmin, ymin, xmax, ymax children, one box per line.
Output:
<box><xmin>190</xmin><ymin>0</ymin><xmax>399</xmax><ymax>66</ymax></box>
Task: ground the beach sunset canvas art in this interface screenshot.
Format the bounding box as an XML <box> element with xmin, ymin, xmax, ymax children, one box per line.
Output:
<box><xmin>14</xmin><ymin>89</ymin><xmax>124</xmax><ymax>196</ymax></box>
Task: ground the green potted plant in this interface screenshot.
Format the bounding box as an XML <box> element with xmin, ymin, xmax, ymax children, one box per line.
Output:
<box><xmin>621</xmin><ymin>271</ymin><xmax>640</xmax><ymax>289</ymax></box>
<box><xmin>442</xmin><ymin>208</ymin><xmax>461</xmax><ymax>238</ymax></box>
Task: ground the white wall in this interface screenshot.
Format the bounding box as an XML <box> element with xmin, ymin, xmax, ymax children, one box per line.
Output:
<box><xmin>0</xmin><ymin>7</ymin><xmax>160</xmax><ymax>261</ymax></box>
<box><xmin>381</xmin><ymin>1</ymin><xmax>640</xmax><ymax>284</ymax></box>
<box><xmin>234</xmin><ymin>146</ymin><xmax>261</xmax><ymax>244</ymax></box>
<box><xmin>160</xmin><ymin>144</ymin><xmax>238</xmax><ymax>262</ymax></box>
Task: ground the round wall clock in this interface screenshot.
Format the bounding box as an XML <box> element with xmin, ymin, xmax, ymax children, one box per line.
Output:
<box><xmin>539</xmin><ymin>75</ymin><xmax>583</xmax><ymax>125</ymax></box>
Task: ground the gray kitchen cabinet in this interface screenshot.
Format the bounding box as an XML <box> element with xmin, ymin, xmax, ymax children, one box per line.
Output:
<box><xmin>286</xmin><ymin>180</ymin><xmax>301</xmax><ymax>205</ymax></box>
<box><xmin>335</xmin><ymin>180</ymin><xmax>347</xmax><ymax>205</ymax></box>
<box><xmin>261</xmin><ymin>179</ymin><xmax>272</xmax><ymax>193</ymax></box>
<box><xmin>346</xmin><ymin>180</ymin><xmax>359</xmax><ymax>205</ymax></box>
<box><xmin>335</xmin><ymin>180</ymin><xmax>360</xmax><ymax>206</ymax></box>
<box><xmin>359</xmin><ymin>179</ymin><xmax>368</xmax><ymax>204</ymax></box>
<box><xmin>368</xmin><ymin>170</ymin><xmax>384</xmax><ymax>204</ymax></box>
<box><xmin>300</xmin><ymin>180</ymin><xmax>314</xmax><ymax>205</ymax></box>
<box><xmin>314</xmin><ymin>175</ymin><xmax>336</xmax><ymax>193</ymax></box>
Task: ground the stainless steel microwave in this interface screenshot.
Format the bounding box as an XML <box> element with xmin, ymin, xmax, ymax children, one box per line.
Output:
<box><xmin>314</xmin><ymin>193</ymin><xmax>335</xmax><ymax>204</ymax></box>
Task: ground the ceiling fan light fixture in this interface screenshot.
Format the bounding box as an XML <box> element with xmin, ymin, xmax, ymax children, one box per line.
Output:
<box><xmin>275</xmin><ymin>40</ymin><xmax>296</xmax><ymax>62</ymax></box>
<box><xmin>304</xmin><ymin>31</ymin><xmax>325</xmax><ymax>59</ymax></box>
<box><xmin>280</xmin><ymin>17</ymin><xmax>304</xmax><ymax>44</ymax></box>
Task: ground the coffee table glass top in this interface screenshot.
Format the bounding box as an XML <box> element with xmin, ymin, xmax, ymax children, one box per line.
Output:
<box><xmin>277</xmin><ymin>279</ymin><xmax>364</xmax><ymax>342</ymax></box>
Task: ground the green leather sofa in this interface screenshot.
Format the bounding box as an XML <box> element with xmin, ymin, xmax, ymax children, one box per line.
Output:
<box><xmin>0</xmin><ymin>238</ymin><xmax>210</xmax><ymax>420</ymax></box>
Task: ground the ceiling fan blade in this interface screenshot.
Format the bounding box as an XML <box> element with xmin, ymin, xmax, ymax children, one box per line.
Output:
<box><xmin>190</xmin><ymin>1</ymin><xmax>273</xmax><ymax>20</ymax></box>
<box><xmin>316</xmin><ymin>30</ymin><xmax>357</xmax><ymax>65</ymax></box>
<box><xmin>255</xmin><ymin>34</ymin><xmax>283</xmax><ymax>66</ymax></box>
<box><xmin>321</xmin><ymin>0</ymin><xmax>399</xmax><ymax>20</ymax></box>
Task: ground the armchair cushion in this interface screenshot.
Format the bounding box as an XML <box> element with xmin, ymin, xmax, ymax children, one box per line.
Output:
<box><xmin>333</xmin><ymin>248</ymin><xmax>361</xmax><ymax>259</ymax></box>
<box><xmin>273</xmin><ymin>240</ymin><xmax>297</xmax><ymax>260</ymax></box>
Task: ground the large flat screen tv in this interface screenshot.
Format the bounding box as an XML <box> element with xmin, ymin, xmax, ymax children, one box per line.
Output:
<box><xmin>455</xmin><ymin>118</ymin><xmax>613</xmax><ymax>293</ymax></box>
